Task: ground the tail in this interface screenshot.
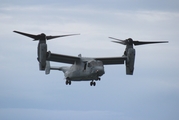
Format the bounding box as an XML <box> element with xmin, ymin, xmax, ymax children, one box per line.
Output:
<box><xmin>45</xmin><ymin>61</ymin><xmax>69</xmax><ymax>75</ymax></box>
<box><xmin>45</xmin><ymin>61</ymin><xmax>51</xmax><ymax>74</ymax></box>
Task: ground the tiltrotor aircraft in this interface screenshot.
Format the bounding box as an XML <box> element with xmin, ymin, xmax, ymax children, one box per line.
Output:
<box><xmin>14</xmin><ymin>31</ymin><xmax>168</xmax><ymax>86</ymax></box>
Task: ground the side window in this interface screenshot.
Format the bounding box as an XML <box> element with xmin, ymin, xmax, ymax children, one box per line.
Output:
<box><xmin>88</xmin><ymin>63</ymin><xmax>91</xmax><ymax>67</ymax></box>
<box><xmin>84</xmin><ymin>63</ymin><xmax>87</xmax><ymax>70</ymax></box>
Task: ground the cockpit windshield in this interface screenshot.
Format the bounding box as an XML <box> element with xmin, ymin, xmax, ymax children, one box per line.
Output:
<box><xmin>88</xmin><ymin>61</ymin><xmax>103</xmax><ymax>67</ymax></box>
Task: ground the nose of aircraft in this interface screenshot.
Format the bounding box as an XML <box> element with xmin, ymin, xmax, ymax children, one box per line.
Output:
<box><xmin>92</xmin><ymin>66</ymin><xmax>105</xmax><ymax>76</ymax></box>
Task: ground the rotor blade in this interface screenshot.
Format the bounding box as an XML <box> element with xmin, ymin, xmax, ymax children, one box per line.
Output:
<box><xmin>13</xmin><ymin>31</ymin><xmax>38</xmax><ymax>40</ymax></box>
<box><xmin>133</xmin><ymin>41</ymin><xmax>168</xmax><ymax>45</ymax></box>
<box><xmin>46</xmin><ymin>34</ymin><xmax>80</xmax><ymax>40</ymax></box>
<box><xmin>109</xmin><ymin>37</ymin><xmax>124</xmax><ymax>41</ymax></box>
<box><xmin>111</xmin><ymin>41</ymin><xmax>126</xmax><ymax>45</ymax></box>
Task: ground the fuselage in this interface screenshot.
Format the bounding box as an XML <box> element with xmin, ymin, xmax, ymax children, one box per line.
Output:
<box><xmin>63</xmin><ymin>59</ymin><xmax>105</xmax><ymax>81</ymax></box>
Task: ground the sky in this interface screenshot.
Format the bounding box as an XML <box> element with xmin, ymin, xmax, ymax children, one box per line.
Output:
<box><xmin>0</xmin><ymin>0</ymin><xmax>179</xmax><ymax>120</ymax></box>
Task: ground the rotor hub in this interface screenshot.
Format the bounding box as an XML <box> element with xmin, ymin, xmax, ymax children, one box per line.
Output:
<box><xmin>126</xmin><ymin>38</ymin><xmax>133</xmax><ymax>45</ymax></box>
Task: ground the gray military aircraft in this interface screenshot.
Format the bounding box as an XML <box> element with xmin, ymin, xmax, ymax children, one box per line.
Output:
<box><xmin>14</xmin><ymin>31</ymin><xmax>168</xmax><ymax>86</ymax></box>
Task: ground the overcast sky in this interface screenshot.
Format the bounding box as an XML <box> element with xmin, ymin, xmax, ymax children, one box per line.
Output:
<box><xmin>0</xmin><ymin>0</ymin><xmax>179</xmax><ymax>120</ymax></box>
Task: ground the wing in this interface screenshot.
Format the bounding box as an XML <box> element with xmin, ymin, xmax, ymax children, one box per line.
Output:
<box><xmin>47</xmin><ymin>51</ymin><xmax>127</xmax><ymax>65</ymax></box>
<box><xmin>95</xmin><ymin>56</ymin><xmax>127</xmax><ymax>65</ymax></box>
<box><xmin>47</xmin><ymin>52</ymin><xmax>80</xmax><ymax>64</ymax></box>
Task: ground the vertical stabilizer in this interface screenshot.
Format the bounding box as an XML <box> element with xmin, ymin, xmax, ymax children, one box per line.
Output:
<box><xmin>45</xmin><ymin>61</ymin><xmax>51</xmax><ymax>74</ymax></box>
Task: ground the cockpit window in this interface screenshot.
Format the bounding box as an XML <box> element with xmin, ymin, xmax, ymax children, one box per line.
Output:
<box><xmin>88</xmin><ymin>61</ymin><xmax>103</xmax><ymax>67</ymax></box>
<box><xmin>97</xmin><ymin>61</ymin><xmax>103</xmax><ymax>66</ymax></box>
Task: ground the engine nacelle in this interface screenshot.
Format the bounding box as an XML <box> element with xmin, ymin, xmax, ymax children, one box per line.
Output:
<box><xmin>126</xmin><ymin>48</ymin><xmax>135</xmax><ymax>75</ymax></box>
<box><xmin>38</xmin><ymin>43</ymin><xmax>47</xmax><ymax>70</ymax></box>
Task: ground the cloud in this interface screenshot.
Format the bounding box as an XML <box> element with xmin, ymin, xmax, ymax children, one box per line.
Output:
<box><xmin>1</xmin><ymin>0</ymin><xmax>179</xmax><ymax>12</ymax></box>
<box><xmin>0</xmin><ymin>2</ymin><xmax>179</xmax><ymax>120</ymax></box>
<box><xmin>0</xmin><ymin>108</ymin><xmax>123</xmax><ymax>120</ymax></box>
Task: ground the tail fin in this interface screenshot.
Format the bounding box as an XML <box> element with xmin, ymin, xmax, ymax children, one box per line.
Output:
<box><xmin>45</xmin><ymin>61</ymin><xmax>50</xmax><ymax>74</ymax></box>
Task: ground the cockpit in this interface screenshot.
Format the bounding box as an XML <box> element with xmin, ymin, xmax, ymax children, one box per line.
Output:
<box><xmin>83</xmin><ymin>60</ymin><xmax>103</xmax><ymax>71</ymax></box>
<box><xmin>87</xmin><ymin>60</ymin><xmax>103</xmax><ymax>67</ymax></box>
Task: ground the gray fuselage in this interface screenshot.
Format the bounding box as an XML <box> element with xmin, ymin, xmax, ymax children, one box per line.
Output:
<box><xmin>61</xmin><ymin>59</ymin><xmax>105</xmax><ymax>81</ymax></box>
